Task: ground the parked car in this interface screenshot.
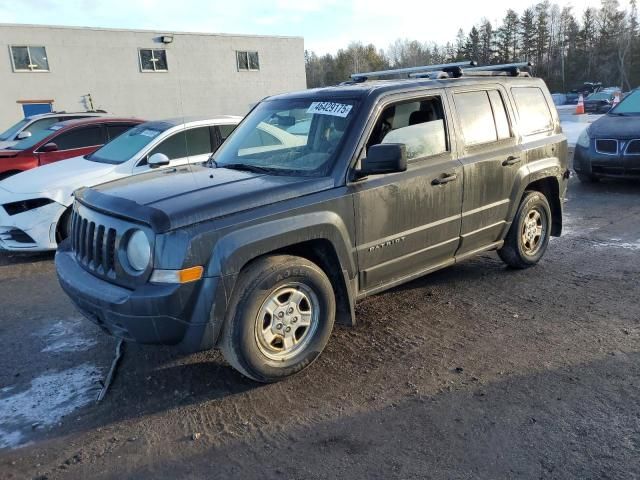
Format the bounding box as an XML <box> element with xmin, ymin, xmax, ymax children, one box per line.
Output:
<box><xmin>0</xmin><ymin>116</ymin><xmax>243</xmax><ymax>251</ymax></box>
<box><xmin>0</xmin><ymin>111</ymin><xmax>107</xmax><ymax>150</ymax></box>
<box><xmin>56</xmin><ymin>63</ymin><xmax>568</xmax><ymax>383</ymax></box>
<box><xmin>583</xmin><ymin>91</ymin><xmax>620</xmax><ymax>114</ymax></box>
<box><xmin>0</xmin><ymin>117</ymin><xmax>143</xmax><ymax>181</ymax></box>
<box><xmin>574</xmin><ymin>88</ymin><xmax>640</xmax><ymax>182</ymax></box>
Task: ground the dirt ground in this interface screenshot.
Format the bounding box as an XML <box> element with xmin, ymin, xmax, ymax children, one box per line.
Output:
<box><xmin>1</xmin><ymin>172</ymin><xmax>639</xmax><ymax>479</ymax></box>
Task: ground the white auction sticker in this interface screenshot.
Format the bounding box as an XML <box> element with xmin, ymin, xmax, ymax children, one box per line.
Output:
<box><xmin>139</xmin><ymin>129</ymin><xmax>160</xmax><ymax>138</ymax></box>
<box><xmin>307</xmin><ymin>102</ymin><xmax>353</xmax><ymax>118</ymax></box>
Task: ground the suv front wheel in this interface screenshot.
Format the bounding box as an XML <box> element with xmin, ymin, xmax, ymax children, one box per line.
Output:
<box><xmin>498</xmin><ymin>191</ymin><xmax>552</xmax><ymax>269</ymax></box>
<box><xmin>221</xmin><ymin>255</ymin><xmax>336</xmax><ymax>382</ymax></box>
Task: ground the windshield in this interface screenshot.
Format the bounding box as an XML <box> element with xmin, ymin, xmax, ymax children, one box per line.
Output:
<box><xmin>8</xmin><ymin>124</ymin><xmax>63</xmax><ymax>150</ymax></box>
<box><xmin>610</xmin><ymin>90</ymin><xmax>640</xmax><ymax>115</ymax></box>
<box><xmin>0</xmin><ymin>119</ymin><xmax>29</xmax><ymax>141</ymax></box>
<box><xmin>0</xmin><ymin>117</ymin><xmax>62</xmax><ymax>142</ymax></box>
<box><xmin>587</xmin><ymin>92</ymin><xmax>611</xmax><ymax>101</ymax></box>
<box><xmin>87</xmin><ymin>124</ymin><xmax>168</xmax><ymax>164</ymax></box>
<box><xmin>213</xmin><ymin>98</ymin><xmax>359</xmax><ymax>175</ymax></box>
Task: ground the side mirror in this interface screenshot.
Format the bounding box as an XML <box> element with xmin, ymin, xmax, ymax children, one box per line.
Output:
<box><xmin>357</xmin><ymin>143</ymin><xmax>407</xmax><ymax>178</ymax></box>
<box><xmin>16</xmin><ymin>131</ymin><xmax>32</xmax><ymax>140</ymax></box>
<box><xmin>148</xmin><ymin>153</ymin><xmax>170</xmax><ymax>169</ymax></box>
<box><xmin>40</xmin><ymin>142</ymin><xmax>59</xmax><ymax>153</ymax></box>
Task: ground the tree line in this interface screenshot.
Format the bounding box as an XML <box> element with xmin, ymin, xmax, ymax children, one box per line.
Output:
<box><xmin>305</xmin><ymin>0</ymin><xmax>640</xmax><ymax>92</ymax></box>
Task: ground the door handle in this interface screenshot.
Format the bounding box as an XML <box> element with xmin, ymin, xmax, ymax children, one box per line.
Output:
<box><xmin>502</xmin><ymin>155</ymin><xmax>521</xmax><ymax>166</ymax></box>
<box><xmin>432</xmin><ymin>173</ymin><xmax>458</xmax><ymax>185</ymax></box>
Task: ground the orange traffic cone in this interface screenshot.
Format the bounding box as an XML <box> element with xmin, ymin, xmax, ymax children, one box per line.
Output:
<box><xmin>576</xmin><ymin>94</ymin><xmax>585</xmax><ymax>115</ymax></box>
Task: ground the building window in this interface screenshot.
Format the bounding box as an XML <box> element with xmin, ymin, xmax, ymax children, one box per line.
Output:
<box><xmin>139</xmin><ymin>49</ymin><xmax>168</xmax><ymax>72</ymax></box>
<box><xmin>236</xmin><ymin>51</ymin><xmax>259</xmax><ymax>71</ymax></box>
<box><xmin>10</xmin><ymin>46</ymin><xmax>49</xmax><ymax>72</ymax></box>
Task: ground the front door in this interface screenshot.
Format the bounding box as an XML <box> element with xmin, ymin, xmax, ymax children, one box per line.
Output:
<box><xmin>351</xmin><ymin>92</ymin><xmax>463</xmax><ymax>294</ymax></box>
<box><xmin>37</xmin><ymin>125</ymin><xmax>106</xmax><ymax>165</ymax></box>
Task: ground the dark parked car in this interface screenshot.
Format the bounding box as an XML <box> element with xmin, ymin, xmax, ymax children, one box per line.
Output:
<box><xmin>0</xmin><ymin>117</ymin><xmax>143</xmax><ymax>180</ymax></box>
<box><xmin>583</xmin><ymin>91</ymin><xmax>619</xmax><ymax>114</ymax></box>
<box><xmin>56</xmin><ymin>62</ymin><xmax>568</xmax><ymax>382</ymax></box>
<box><xmin>574</xmin><ymin>88</ymin><xmax>640</xmax><ymax>182</ymax></box>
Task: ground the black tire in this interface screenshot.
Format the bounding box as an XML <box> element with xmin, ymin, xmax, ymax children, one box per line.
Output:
<box><xmin>220</xmin><ymin>255</ymin><xmax>336</xmax><ymax>383</ymax></box>
<box><xmin>55</xmin><ymin>208</ymin><xmax>73</xmax><ymax>244</ymax></box>
<box><xmin>577</xmin><ymin>172</ymin><xmax>599</xmax><ymax>183</ymax></box>
<box><xmin>498</xmin><ymin>191</ymin><xmax>552</xmax><ymax>269</ymax></box>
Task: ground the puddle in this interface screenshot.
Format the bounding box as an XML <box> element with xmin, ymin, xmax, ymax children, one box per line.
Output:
<box><xmin>35</xmin><ymin>319</ymin><xmax>97</xmax><ymax>353</ymax></box>
<box><xmin>0</xmin><ymin>364</ymin><xmax>102</xmax><ymax>449</ymax></box>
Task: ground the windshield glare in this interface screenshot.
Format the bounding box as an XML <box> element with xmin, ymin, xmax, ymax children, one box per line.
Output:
<box><xmin>610</xmin><ymin>90</ymin><xmax>640</xmax><ymax>114</ymax></box>
<box><xmin>0</xmin><ymin>118</ymin><xmax>29</xmax><ymax>141</ymax></box>
<box><xmin>87</xmin><ymin>124</ymin><xmax>167</xmax><ymax>164</ymax></box>
<box><xmin>213</xmin><ymin>98</ymin><xmax>358</xmax><ymax>175</ymax></box>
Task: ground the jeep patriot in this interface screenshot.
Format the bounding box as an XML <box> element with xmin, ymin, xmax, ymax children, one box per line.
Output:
<box><xmin>56</xmin><ymin>62</ymin><xmax>569</xmax><ymax>382</ymax></box>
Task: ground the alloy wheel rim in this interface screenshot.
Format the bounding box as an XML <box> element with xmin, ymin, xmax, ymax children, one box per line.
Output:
<box><xmin>254</xmin><ymin>283</ymin><xmax>319</xmax><ymax>361</ymax></box>
<box><xmin>521</xmin><ymin>207</ymin><xmax>546</xmax><ymax>256</ymax></box>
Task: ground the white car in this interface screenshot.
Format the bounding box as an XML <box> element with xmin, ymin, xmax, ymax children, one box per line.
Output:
<box><xmin>0</xmin><ymin>112</ymin><xmax>105</xmax><ymax>150</ymax></box>
<box><xmin>0</xmin><ymin>116</ymin><xmax>307</xmax><ymax>251</ymax></box>
<box><xmin>0</xmin><ymin>116</ymin><xmax>243</xmax><ymax>251</ymax></box>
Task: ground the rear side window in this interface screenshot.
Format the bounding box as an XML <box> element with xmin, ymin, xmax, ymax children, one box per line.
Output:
<box><xmin>217</xmin><ymin>124</ymin><xmax>236</xmax><ymax>141</ymax></box>
<box><xmin>511</xmin><ymin>87</ymin><xmax>553</xmax><ymax>135</ymax></box>
<box><xmin>185</xmin><ymin>127</ymin><xmax>212</xmax><ymax>156</ymax></box>
<box><xmin>488</xmin><ymin>91</ymin><xmax>511</xmax><ymax>140</ymax></box>
<box><xmin>53</xmin><ymin>126</ymin><xmax>104</xmax><ymax>150</ymax></box>
<box><xmin>454</xmin><ymin>91</ymin><xmax>498</xmax><ymax>146</ymax></box>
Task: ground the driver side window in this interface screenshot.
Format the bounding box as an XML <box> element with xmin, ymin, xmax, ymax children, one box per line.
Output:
<box><xmin>141</xmin><ymin>131</ymin><xmax>188</xmax><ymax>166</ymax></box>
<box><xmin>366</xmin><ymin>96</ymin><xmax>449</xmax><ymax>162</ymax></box>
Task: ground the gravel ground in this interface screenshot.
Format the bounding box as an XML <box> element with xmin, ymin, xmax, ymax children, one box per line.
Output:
<box><xmin>1</xmin><ymin>169</ymin><xmax>639</xmax><ymax>479</ymax></box>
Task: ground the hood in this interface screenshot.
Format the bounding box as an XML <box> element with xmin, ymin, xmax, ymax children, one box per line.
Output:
<box><xmin>78</xmin><ymin>164</ymin><xmax>334</xmax><ymax>232</ymax></box>
<box><xmin>0</xmin><ymin>156</ymin><xmax>116</xmax><ymax>196</ymax></box>
<box><xmin>588</xmin><ymin>114</ymin><xmax>640</xmax><ymax>139</ymax></box>
<box><xmin>0</xmin><ymin>140</ymin><xmax>17</xmax><ymax>150</ymax></box>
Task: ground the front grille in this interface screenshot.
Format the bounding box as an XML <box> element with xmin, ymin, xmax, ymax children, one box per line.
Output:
<box><xmin>71</xmin><ymin>210</ymin><xmax>117</xmax><ymax>275</ymax></box>
<box><xmin>625</xmin><ymin>139</ymin><xmax>640</xmax><ymax>155</ymax></box>
<box><xmin>595</xmin><ymin>139</ymin><xmax>618</xmax><ymax>155</ymax></box>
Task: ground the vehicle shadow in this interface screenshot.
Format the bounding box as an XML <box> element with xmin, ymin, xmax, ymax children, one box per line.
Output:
<box><xmin>0</xmin><ymin>250</ymin><xmax>55</xmax><ymax>267</ymax></box>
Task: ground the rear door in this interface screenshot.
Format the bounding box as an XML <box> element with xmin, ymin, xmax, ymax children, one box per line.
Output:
<box><xmin>351</xmin><ymin>91</ymin><xmax>464</xmax><ymax>293</ymax></box>
<box><xmin>448</xmin><ymin>86</ymin><xmax>520</xmax><ymax>257</ymax></box>
<box><xmin>37</xmin><ymin>124</ymin><xmax>106</xmax><ymax>165</ymax></box>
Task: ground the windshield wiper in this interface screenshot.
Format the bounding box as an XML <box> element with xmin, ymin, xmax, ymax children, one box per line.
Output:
<box><xmin>219</xmin><ymin>163</ymin><xmax>276</xmax><ymax>174</ymax></box>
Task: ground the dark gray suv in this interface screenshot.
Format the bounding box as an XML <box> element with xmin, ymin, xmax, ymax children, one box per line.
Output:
<box><xmin>56</xmin><ymin>62</ymin><xmax>569</xmax><ymax>382</ymax></box>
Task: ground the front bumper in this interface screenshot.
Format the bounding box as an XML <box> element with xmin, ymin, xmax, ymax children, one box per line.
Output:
<box><xmin>574</xmin><ymin>143</ymin><xmax>640</xmax><ymax>179</ymax></box>
<box><xmin>0</xmin><ymin>196</ymin><xmax>65</xmax><ymax>251</ymax></box>
<box><xmin>55</xmin><ymin>241</ymin><xmax>227</xmax><ymax>352</ymax></box>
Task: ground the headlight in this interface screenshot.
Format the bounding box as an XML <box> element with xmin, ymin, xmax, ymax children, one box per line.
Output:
<box><xmin>126</xmin><ymin>230</ymin><xmax>151</xmax><ymax>272</ymax></box>
<box><xmin>577</xmin><ymin>129</ymin><xmax>591</xmax><ymax>148</ymax></box>
<box><xmin>3</xmin><ymin>198</ymin><xmax>54</xmax><ymax>216</ymax></box>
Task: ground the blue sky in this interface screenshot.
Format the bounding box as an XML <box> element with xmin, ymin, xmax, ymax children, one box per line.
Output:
<box><xmin>0</xmin><ymin>0</ymin><xmax>606</xmax><ymax>54</ymax></box>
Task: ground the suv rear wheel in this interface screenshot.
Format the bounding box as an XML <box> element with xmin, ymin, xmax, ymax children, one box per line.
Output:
<box><xmin>498</xmin><ymin>190</ymin><xmax>552</xmax><ymax>269</ymax></box>
<box><xmin>221</xmin><ymin>255</ymin><xmax>336</xmax><ymax>383</ymax></box>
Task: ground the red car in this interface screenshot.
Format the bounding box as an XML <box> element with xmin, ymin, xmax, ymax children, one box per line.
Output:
<box><xmin>0</xmin><ymin>117</ymin><xmax>144</xmax><ymax>180</ymax></box>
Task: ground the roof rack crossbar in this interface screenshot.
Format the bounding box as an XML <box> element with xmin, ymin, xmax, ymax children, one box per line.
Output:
<box><xmin>465</xmin><ymin>62</ymin><xmax>533</xmax><ymax>72</ymax></box>
<box><xmin>350</xmin><ymin>61</ymin><xmax>476</xmax><ymax>81</ymax></box>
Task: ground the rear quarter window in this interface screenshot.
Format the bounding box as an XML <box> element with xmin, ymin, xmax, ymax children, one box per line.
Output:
<box><xmin>511</xmin><ymin>87</ymin><xmax>553</xmax><ymax>135</ymax></box>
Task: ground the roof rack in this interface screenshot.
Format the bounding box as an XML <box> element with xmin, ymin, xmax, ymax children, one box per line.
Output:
<box><xmin>350</xmin><ymin>61</ymin><xmax>476</xmax><ymax>82</ymax></box>
<box><xmin>409</xmin><ymin>62</ymin><xmax>534</xmax><ymax>79</ymax></box>
<box><xmin>409</xmin><ymin>62</ymin><xmax>533</xmax><ymax>79</ymax></box>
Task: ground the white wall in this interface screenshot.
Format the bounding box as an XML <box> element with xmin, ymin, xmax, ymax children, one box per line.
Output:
<box><xmin>0</xmin><ymin>24</ymin><xmax>306</xmax><ymax>126</ymax></box>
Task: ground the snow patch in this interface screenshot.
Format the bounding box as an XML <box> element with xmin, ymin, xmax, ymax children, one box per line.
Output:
<box><xmin>0</xmin><ymin>364</ymin><xmax>102</xmax><ymax>449</ymax></box>
<box><xmin>35</xmin><ymin>319</ymin><xmax>97</xmax><ymax>353</ymax></box>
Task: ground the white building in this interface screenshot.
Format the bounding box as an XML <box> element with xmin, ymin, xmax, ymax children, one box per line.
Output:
<box><xmin>0</xmin><ymin>24</ymin><xmax>306</xmax><ymax>126</ymax></box>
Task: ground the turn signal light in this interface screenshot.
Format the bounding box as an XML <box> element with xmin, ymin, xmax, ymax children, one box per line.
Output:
<box><xmin>150</xmin><ymin>266</ymin><xmax>204</xmax><ymax>284</ymax></box>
